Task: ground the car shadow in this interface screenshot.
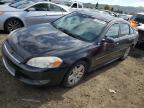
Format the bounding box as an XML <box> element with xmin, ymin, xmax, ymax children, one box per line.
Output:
<box><xmin>83</xmin><ymin>60</ymin><xmax>122</xmax><ymax>83</ymax></box>
<box><xmin>0</xmin><ymin>30</ymin><xmax>7</xmax><ymax>35</ymax></box>
<box><xmin>0</xmin><ymin>57</ymin><xmax>122</xmax><ymax>108</ymax></box>
<box><xmin>130</xmin><ymin>45</ymin><xmax>144</xmax><ymax>59</ymax></box>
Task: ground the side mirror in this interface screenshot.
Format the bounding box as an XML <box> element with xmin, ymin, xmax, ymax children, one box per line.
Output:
<box><xmin>102</xmin><ymin>37</ymin><xmax>115</xmax><ymax>43</ymax></box>
<box><xmin>26</xmin><ymin>8</ymin><xmax>35</xmax><ymax>11</ymax></box>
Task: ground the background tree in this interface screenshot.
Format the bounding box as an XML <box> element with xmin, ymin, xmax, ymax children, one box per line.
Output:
<box><xmin>104</xmin><ymin>5</ymin><xmax>111</xmax><ymax>10</ymax></box>
<box><xmin>111</xmin><ymin>7</ymin><xmax>114</xmax><ymax>11</ymax></box>
<box><xmin>95</xmin><ymin>2</ymin><xmax>99</xmax><ymax>9</ymax></box>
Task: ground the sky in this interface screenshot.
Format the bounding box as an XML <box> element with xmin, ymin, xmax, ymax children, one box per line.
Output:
<box><xmin>77</xmin><ymin>0</ymin><xmax>144</xmax><ymax>7</ymax></box>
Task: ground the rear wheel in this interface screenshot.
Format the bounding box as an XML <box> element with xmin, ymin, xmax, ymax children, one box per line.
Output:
<box><xmin>5</xmin><ymin>18</ymin><xmax>23</xmax><ymax>33</ymax></box>
<box><xmin>63</xmin><ymin>61</ymin><xmax>88</xmax><ymax>88</ymax></box>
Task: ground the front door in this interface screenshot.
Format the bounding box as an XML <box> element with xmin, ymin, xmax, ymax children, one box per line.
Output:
<box><xmin>25</xmin><ymin>3</ymin><xmax>50</xmax><ymax>26</ymax></box>
<box><xmin>92</xmin><ymin>23</ymin><xmax>122</xmax><ymax>68</ymax></box>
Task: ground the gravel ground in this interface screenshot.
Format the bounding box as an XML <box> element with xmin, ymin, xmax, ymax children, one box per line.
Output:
<box><xmin>0</xmin><ymin>32</ymin><xmax>144</xmax><ymax>108</ymax></box>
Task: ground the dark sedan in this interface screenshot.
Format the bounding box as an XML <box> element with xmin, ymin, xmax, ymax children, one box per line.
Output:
<box><xmin>2</xmin><ymin>10</ymin><xmax>138</xmax><ymax>87</ymax></box>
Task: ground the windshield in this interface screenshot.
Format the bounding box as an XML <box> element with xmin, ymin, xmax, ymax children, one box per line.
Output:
<box><xmin>9</xmin><ymin>0</ymin><xmax>33</xmax><ymax>9</ymax></box>
<box><xmin>131</xmin><ymin>14</ymin><xmax>144</xmax><ymax>24</ymax></box>
<box><xmin>52</xmin><ymin>12</ymin><xmax>106</xmax><ymax>42</ymax></box>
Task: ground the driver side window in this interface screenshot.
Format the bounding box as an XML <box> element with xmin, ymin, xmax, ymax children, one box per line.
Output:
<box><xmin>106</xmin><ymin>24</ymin><xmax>120</xmax><ymax>38</ymax></box>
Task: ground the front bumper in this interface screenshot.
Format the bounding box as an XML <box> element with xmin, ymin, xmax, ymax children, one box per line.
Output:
<box><xmin>2</xmin><ymin>42</ymin><xmax>69</xmax><ymax>86</ymax></box>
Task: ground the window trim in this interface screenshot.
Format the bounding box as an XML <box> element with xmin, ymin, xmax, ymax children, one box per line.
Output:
<box><xmin>130</xmin><ymin>26</ymin><xmax>135</xmax><ymax>34</ymax></box>
<box><xmin>48</xmin><ymin>3</ymin><xmax>66</xmax><ymax>12</ymax></box>
<box><xmin>119</xmin><ymin>23</ymin><xmax>130</xmax><ymax>37</ymax></box>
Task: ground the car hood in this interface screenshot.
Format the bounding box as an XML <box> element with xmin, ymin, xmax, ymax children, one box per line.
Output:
<box><xmin>0</xmin><ymin>4</ymin><xmax>21</xmax><ymax>11</ymax></box>
<box><xmin>7</xmin><ymin>23</ymin><xmax>90</xmax><ymax>60</ymax></box>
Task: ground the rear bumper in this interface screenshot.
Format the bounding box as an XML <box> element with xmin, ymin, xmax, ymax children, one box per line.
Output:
<box><xmin>2</xmin><ymin>43</ymin><xmax>69</xmax><ymax>86</ymax></box>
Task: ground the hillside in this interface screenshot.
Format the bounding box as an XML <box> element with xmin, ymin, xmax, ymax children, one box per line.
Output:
<box><xmin>84</xmin><ymin>3</ymin><xmax>144</xmax><ymax>14</ymax></box>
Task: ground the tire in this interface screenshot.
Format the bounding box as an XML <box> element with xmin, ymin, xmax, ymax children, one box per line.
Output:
<box><xmin>121</xmin><ymin>47</ymin><xmax>131</xmax><ymax>60</ymax></box>
<box><xmin>63</xmin><ymin>61</ymin><xmax>88</xmax><ymax>88</ymax></box>
<box><xmin>4</xmin><ymin>18</ymin><xmax>23</xmax><ymax>33</ymax></box>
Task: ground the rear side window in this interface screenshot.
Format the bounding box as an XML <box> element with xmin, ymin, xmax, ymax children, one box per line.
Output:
<box><xmin>130</xmin><ymin>27</ymin><xmax>134</xmax><ymax>34</ymax></box>
<box><xmin>106</xmin><ymin>24</ymin><xmax>119</xmax><ymax>38</ymax></box>
<box><xmin>32</xmin><ymin>3</ymin><xmax>48</xmax><ymax>11</ymax></box>
<box><xmin>71</xmin><ymin>3</ymin><xmax>77</xmax><ymax>8</ymax></box>
<box><xmin>48</xmin><ymin>4</ymin><xmax>65</xmax><ymax>12</ymax></box>
<box><xmin>120</xmin><ymin>24</ymin><xmax>130</xmax><ymax>36</ymax></box>
<box><xmin>78</xmin><ymin>4</ymin><xmax>82</xmax><ymax>8</ymax></box>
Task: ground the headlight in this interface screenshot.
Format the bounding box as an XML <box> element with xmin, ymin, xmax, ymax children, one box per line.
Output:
<box><xmin>27</xmin><ymin>57</ymin><xmax>63</xmax><ymax>68</ymax></box>
<box><xmin>0</xmin><ymin>11</ymin><xmax>4</xmax><ymax>15</ymax></box>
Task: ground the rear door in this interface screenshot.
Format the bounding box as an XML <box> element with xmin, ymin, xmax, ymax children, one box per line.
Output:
<box><xmin>119</xmin><ymin>23</ymin><xmax>133</xmax><ymax>51</ymax></box>
<box><xmin>46</xmin><ymin>3</ymin><xmax>67</xmax><ymax>22</ymax></box>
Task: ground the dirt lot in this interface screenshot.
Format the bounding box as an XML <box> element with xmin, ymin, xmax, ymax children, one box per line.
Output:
<box><xmin>0</xmin><ymin>32</ymin><xmax>144</xmax><ymax>108</ymax></box>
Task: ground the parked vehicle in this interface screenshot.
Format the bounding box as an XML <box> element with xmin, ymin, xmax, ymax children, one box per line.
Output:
<box><xmin>103</xmin><ymin>10</ymin><xmax>118</xmax><ymax>17</ymax></box>
<box><xmin>0</xmin><ymin>0</ymin><xmax>21</xmax><ymax>5</ymax></box>
<box><xmin>62</xmin><ymin>1</ymin><xmax>83</xmax><ymax>9</ymax></box>
<box><xmin>118</xmin><ymin>14</ymin><xmax>132</xmax><ymax>20</ymax></box>
<box><xmin>128</xmin><ymin>13</ymin><xmax>144</xmax><ymax>44</ymax></box>
<box><xmin>51</xmin><ymin>0</ymin><xmax>84</xmax><ymax>9</ymax></box>
<box><xmin>2</xmin><ymin>10</ymin><xmax>138</xmax><ymax>87</ymax></box>
<box><xmin>0</xmin><ymin>0</ymin><xmax>70</xmax><ymax>32</ymax></box>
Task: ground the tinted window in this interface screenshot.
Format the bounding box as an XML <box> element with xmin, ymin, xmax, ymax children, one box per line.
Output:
<box><xmin>120</xmin><ymin>24</ymin><xmax>130</xmax><ymax>36</ymax></box>
<box><xmin>52</xmin><ymin>12</ymin><xmax>106</xmax><ymax>42</ymax></box>
<box><xmin>106</xmin><ymin>24</ymin><xmax>119</xmax><ymax>38</ymax></box>
<box><xmin>48</xmin><ymin>4</ymin><xmax>64</xmax><ymax>12</ymax></box>
<box><xmin>71</xmin><ymin>3</ymin><xmax>77</xmax><ymax>8</ymax></box>
<box><xmin>32</xmin><ymin>3</ymin><xmax>48</xmax><ymax>11</ymax></box>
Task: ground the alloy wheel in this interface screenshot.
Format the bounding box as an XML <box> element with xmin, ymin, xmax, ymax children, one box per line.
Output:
<box><xmin>67</xmin><ymin>64</ymin><xmax>85</xmax><ymax>86</ymax></box>
<box><xmin>6</xmin><ymin>19</ymin><xmax>22</xmax><ymax>32</ymax></box>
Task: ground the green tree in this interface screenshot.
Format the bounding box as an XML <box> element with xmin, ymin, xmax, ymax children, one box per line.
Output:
<box><xmin>104</xmin><ymin>5</ymin><xmax>111</xmax><ymax>10</ymax></box>
<box><xmin>95</xmin><ymin>2</ymin><xmax>99</xmax><ymax>9</ymax></box>
<box><xmin>111</xmin><ymin>7</ymin><xmax>114</xmax><ymax>11</ymax></box>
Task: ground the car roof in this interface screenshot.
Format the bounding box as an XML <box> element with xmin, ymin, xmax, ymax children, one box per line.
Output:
<box><xmin>72</xmin><ymin>9</ymin><xmax>126</xmax><ymax>23</ymax></box>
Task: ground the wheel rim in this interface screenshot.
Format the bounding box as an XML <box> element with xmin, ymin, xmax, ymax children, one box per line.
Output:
<box><xmin>124</xmin><ymin>47</ymin><xmax>130</xmax><ymax>58</ymax></box>
<box><xmin>7</xmin><ymin>20</ymin><xmax>21</xmax><ymax>32</ymax></box>
<box><xmin>68</xmin><ymin>64</ymin><xmax>85</xmax><ymax>86</ymax></box>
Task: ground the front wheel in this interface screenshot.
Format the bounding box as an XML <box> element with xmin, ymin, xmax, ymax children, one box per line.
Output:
<box><xmin>63</xmin><ymin>61</ymin><xmax>88</xmax><ymax>88</ymax></box>
<box><xmin>5</xmin><ymin>18</ymin><xmax>23</xmax><ymax>33</ymax></box>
